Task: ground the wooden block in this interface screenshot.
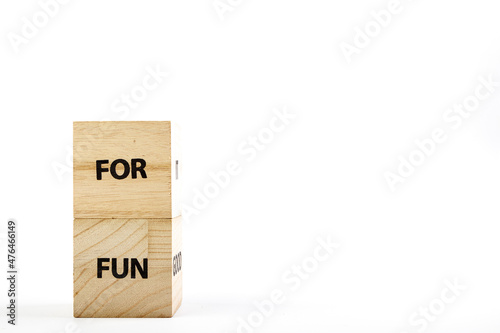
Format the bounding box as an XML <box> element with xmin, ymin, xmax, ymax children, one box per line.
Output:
<box><xmin>73</xmin><ymin>217</ymin><xmax>182</xmax><ymax>318</ymax></box>
<box><xmin>73</xmin><ymin>121</ymin><xmax>182</xmax><ymax>219</ymax></box>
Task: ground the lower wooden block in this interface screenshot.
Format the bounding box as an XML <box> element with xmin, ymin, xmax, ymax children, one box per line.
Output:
<box><xmin>73</xmin><ymin>217</ymin><xmax>182</xmax><ymax>318</ymax></box>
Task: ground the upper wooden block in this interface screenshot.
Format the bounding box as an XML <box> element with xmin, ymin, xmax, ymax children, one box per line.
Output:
<box><xmin>73</xmin><ymin>121</ymin><xmax>181</xmax><ymax>219</ymax></box>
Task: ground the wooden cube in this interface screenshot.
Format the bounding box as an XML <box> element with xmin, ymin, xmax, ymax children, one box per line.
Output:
<box><xmin>73</xmin><ymin>217</ymin><xmax>182</xmax><ymax>318</ymax></box>
<box><xmin>73</xmin><ymin>121</ymin><xmax>181</xmax><ymax>219</ymax></box>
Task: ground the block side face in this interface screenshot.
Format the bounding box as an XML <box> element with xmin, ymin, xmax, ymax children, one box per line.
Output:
<box><xmin>73</xmin><ymin>121</ymin><xmax>173</xmax><ymax>219</ymax></box>
<box><xmin>73</xmin><ymin>218</ymin><xmax>174</xmax><ymax>318</ymax></box>
<box><xmin>170</xmin><ymin>122</ymin><xmax>182</xmax><ymax>218</ymax></box>
<box><xmin>171</xmin><ymin>216</ymin><xmax>183</xmax><ymax>316</ymax></box>
<box><xmin>148</xmin><ymin>219</ymin><xmax>172</xmax><ymax>268</ymax></box>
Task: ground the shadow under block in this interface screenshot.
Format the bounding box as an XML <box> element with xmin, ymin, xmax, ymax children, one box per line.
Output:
<box><xmin>73</xmin><ymin>121</ymin><xmax>182</xmax><ymax>219</ymax></box>
<box><xmin>73</xmin><ymin>217</ymin><xmax>182</xmax><ymax>318</ymax></box>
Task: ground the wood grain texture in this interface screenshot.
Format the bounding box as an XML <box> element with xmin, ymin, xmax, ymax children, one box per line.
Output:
<box><xmin>73</xmin><ymin>121</ymin><xmax>181</xmax><ymax>219</ymax></box>
<box><xmin>73</xmin><ymin>217</ymin><xmax>182</xmax><ymax>318</ymax></box>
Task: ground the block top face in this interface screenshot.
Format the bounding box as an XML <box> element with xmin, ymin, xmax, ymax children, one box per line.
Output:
<box><xmin>73</xmin><ymin>121</ymin><xmax>181</xmax><ymax>219</ymax></box>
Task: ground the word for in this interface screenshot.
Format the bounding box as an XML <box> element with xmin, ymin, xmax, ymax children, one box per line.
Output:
<box><xmin>96</xmin><ymin>159</ymin><xmax>147</xmax><ymax>180</ymax></box>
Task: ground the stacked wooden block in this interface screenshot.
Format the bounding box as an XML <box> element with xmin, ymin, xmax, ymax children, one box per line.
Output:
<box><xmin>73</xmin><ymin>121</ymin><xmax>182</xmax><ymax>318</ymax></box>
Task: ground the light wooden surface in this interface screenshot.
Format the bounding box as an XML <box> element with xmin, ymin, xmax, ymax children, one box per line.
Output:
<box><xmin>73</xmin><ymin>217</ymin><xmax>182</xmax><ymax>318</ymax></box>
<box><xmin>171</xmin><ymin>215</ymin><xmax>182</xmax><ymax>314</ymax></box>
<box><xmin>73</xmin><ymin>121</ymin><xmax>181</xmax><ymax>219</ymax></box>
<box><xmin>170</xmin><ymin>122</ymin><xmax>182</xmax><ymax>219</ymax></box>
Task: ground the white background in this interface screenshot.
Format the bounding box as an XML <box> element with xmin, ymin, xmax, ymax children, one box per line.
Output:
<box><xmin>1</xmin><ymin>0</ymin><xmax>500</xmax><ymax>332</ymax></box>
